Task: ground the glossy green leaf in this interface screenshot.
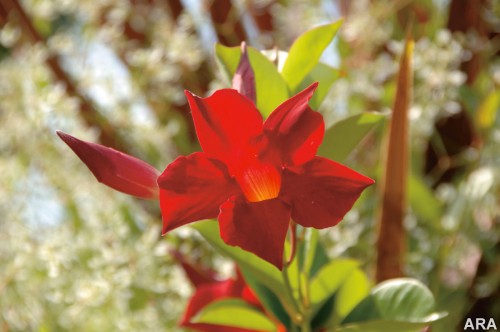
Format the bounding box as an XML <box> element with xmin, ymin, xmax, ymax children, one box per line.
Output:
<box><xmin>311</xmin><ymin>267</ymin><xmax>370</xmax><ymax>330</ymax></box>
<box><xmin>191</xmin><ymin>221</ymin><xmax>287</xmax><ymax>300</ymax></box>
<box><xmin>215</xmin><ymin>43</ymin><xmax>239</xmax><ymax>78</ymax></box>
<box><xmin>337</xmin><ymin>319</ymin><xmax>436</xmax><ymax>332</ymax></box>
<box><xmin>239</xmin><ymin>266</ymin><xmax>291</xmax><ymax>328</ymax></box>
<box><xmin>311</xmin><ymin>293</ymin><xmax>336</xmax><ymax>329</ymax></box>
<box><xmin>318</xmin><ymin>113</ymin><xmax>386</xmax><ymax>162</ymax></box>
<box><xmin>261</xmin><ymin>48</ymin><xmax>339</xmax><ymax>109</ymax></box>
<box><xmin>309</xmin><ymin>259</ymin><xmax>360</xmax><ymax>305</ymax></box>
<box><xmin>295</xmin><ymin>228</ymin><xmax>329</xmax><ymax>281</ymax></box>
<box><xmin>308</xmin><ymin>239</ymin><xmax>330</xmax><ymax>278</ymax></box>
<box><xmin>193</xmin><ymin>298</ymin><xmax>276</xmax><ymax>331</ymax></box>
<box><xmin>342</xmin><ymin>278</ymin><xmax>447</xmax><ymax>330</ymax></box>
<box><xmin>215</xmin><ymin>44</ymin><xmax>289</xmax><ymax>117</ymax></box>
<box><xmin>282</xmin><ymin>20</ymin><xmax>342</xmax><ymax>92</ymax></box>
<box><xmin>335</xmin><ymin>268</ymin><xmax>371</xmax><ymax>320</ymax></box>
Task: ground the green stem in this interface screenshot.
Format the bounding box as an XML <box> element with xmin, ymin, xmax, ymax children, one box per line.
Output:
<box><xmin>301</xmin><ymin>319</ymin><xmax>312</xmax><ymax>332</ymax></box>
<box><xmin>298</xmin><ymin>272</ymin><xmax>312</xmax><ymax>331</ymax></box>
<box><xmin>282</xmin><ymin>222</ymin><xmax>315</xmax><ymax>331</ymax></box>
<box><xmin>282</xmin><ymin>263</ymin><xmax>302</xmax><ymax>325</ymax></box>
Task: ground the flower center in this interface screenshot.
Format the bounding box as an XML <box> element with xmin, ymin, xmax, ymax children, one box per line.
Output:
<box><xmin>236</xmin><ymin>161</ymin><xmax>281</xmax><ymax>202</ymax></box>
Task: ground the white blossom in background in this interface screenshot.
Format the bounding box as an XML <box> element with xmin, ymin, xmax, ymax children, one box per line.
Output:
<box><xmin>410</xmin><ymin>30</ymin><xmax>467</xmax><ymax>140</ymax></box>
<box><xmin>341</xmin><ymin>0</ymin><xmax>393</xmax><ymax>55</ymax></box>
<box><xmin>0</xmin><ymin>48</ymin><xmax>188</xmax><ymax>329</ymax></box>
<box><xmin>272</xmin><ymin>0</ymin><xmax>330</xmax><ymax>46</ymax></box>
<box><xmin>0</xmin><ymin>3</ymin><xmax>193</xmax><ymax>331</ymax></box>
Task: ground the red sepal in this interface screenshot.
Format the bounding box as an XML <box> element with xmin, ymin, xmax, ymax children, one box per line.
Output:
<box><xmin>171</xmin><ymin>250</ymin><xmax>218</xmax><ymax>287</ymax></box>
<box><xmin>56</xmin><ymin>131</ymin><xmax>159</xmax><ymax>199</ymax></box>
<box><xmin>180</xmin><ymin>279</ymin><xmax>255</xmax><ymax>332</ymax></box>
<box><xmin>232</xmin><ymin>42</ymin><xmax>256</xmax><ymax>104</ymax></box>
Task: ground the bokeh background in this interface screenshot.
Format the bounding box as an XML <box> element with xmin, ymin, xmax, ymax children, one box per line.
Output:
<box><xmin>0</xmin><ymin>0</ymin><xmax>499</xmax><ymax>331</ymax></box>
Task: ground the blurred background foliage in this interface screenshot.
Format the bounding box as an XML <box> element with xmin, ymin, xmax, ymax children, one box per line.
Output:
<box><xmin>0</xmin><ymin>0</ymin><xmax>499</xmax><ymax>331</ymax></box>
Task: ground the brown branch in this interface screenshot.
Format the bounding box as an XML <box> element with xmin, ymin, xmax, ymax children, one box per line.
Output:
<box><xmin>164</xmin><ymin>0</ymin><xmax>184</xmax><ymax>21</ymax></box>
<box><xmin>246</xmin><ymin>0</ymin><xmax>276</xmax><ymax>48</ymax></box>
<box><xmin>0</xmin><ymin>1</ymin><xmax>8</xmax><ymax>26</ymax></box>
<box><xmin>460</xmin><ymin>241</ymin><xmax>500</xmax><ymax>328</ymax></box>
<box><xmin>424</xmin><ymin>0</ymin><xmax>488</xmax><ymax>185</ymax></box>
<box><xmin>208</xmin><ymin>0</ymin><xmax>246</xmax><ymax>46</ymax></box>
<box><xmin>1</xmin><ymin>0</ymin><xmax>125</xmax><ymax>149</ymax></box>
<box><xmin>447</xmin><ymin>0</ymin><xmax>488</xmax><ymax>84</ymax></box>
<box><xmin>114</xmin><ymin>0</ymin><xmax>205</xmax><ymax>143</ymax></box>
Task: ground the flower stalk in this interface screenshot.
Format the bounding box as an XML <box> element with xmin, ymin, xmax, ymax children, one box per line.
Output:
<box><xmin>281</xmin><ymin>221</ymin><xmax>315</xmax><ymax>331</ymax></box>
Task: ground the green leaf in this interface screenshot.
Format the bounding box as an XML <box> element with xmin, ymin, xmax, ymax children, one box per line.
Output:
<box><xmin>337</xmin><ymin>319</ymin><xmax>437</xmax><ymax>332</ymax></box>
<box><xmin>342</xmin><ymin>278</ymin><xmax>447</xmax><ymax>330</ymax></box>
<box><xmin>311</xmin><ymin>293</ymin><xmax>336</xmax><ymax>329</ymax></box>
<box><xmin>239</xmin><ymin>266</ymin><xmax>291</xmax><ymax>328</ymax></box>
<box><xmin>128</xmin><ymin>286</ymin><xmax>150</xmax><ymax>311</ymax></box>
<box><xmin>191</xmin><ymin>221</ymin><xmax>288</xmax><ymax>300</ymax></box>
<box><xmin>309</xmin><ymin>259</ymin><xmax>360</xmax><ymax>305</ymax></box>
<box><xmin>408</xmin><ymin>173</ymin><xmax>443</xmax><ymax>225</ymax></box>
<box><xmin>310</xmin><ymin>263</ymin><xmax>369</xmax><ymax>329</ymax></box>
<box><xmin>476</xmin><ymin>89</ymin><xmax>500</xmax><ymax>130</ymax></box>
<box><xmin>335</xmin><ymin>268</ymin><xmax>371</xmax><ymax>320</ymax></box>
<box><xmin>308</xmin><ymin>240</ymin><xmax>330</xmax><ymax>278</ymax></box>
<box><xmin>215</xmin><ymin>44</ymin><xmax>289</xmax><ymax>117</ymax></box>
<box><xmin>318</xmin><ymin>113</ymin><xmax>386</xmax><ymax>162</ymax></box>
<box><xmin>193</xmin><ymin>298</ymin><xmax>276</xmax><ymax>331</ymax></box>
<box><xmin>282</xmin><ymin>20</ymin><xmax>342</xmax><ymax>92</ymax></box>
<box><xmin>295</xmin><ymin>228</ymin><xmax>329</xmax><ymax>280</ymax></box>
<box><xmin>261</xmin><ymin>48</ymin><xmax>339</xmax><ymax>109</ymax></box>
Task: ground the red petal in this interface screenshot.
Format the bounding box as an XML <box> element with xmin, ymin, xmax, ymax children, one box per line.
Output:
<box><xmin>180</xmin><ymin>279</ymin><xmax>254</xmax><ymax>332</ymax></box>
<box><xmin>158</xmin><ymin>152</ymin><xmax>238</xmax><ymax>234</ymax></box>
<box><xmin>219</xmin><ymin>196</ymin><xmax>290</xmax><ymax>270</ymax></box>
<box><xmin>282</xmin><ymin>157</ymin><xmax>374</xmax><ymax>228</ymax></box>
<box><xmin>263</xmin><ymin>82</ymin><xmax>324</xmax><ymax>166</ymax></box>
<box><xmin>171</xmin><ymin>250</ymin><xmax>219</xmax><ymax>287</ymax></box>
<box><xmin>185</xmin><ymin>89</ymin><xmax>263</xmax><ymax>171</ymax></box>
<box><xmin>57</xmin><ymin>131</ymin><xmax>159</xmax><ymax>199</ymax></box>
<box><xmin>234</xmin><ymin>268</ymin><xmax>262</xmax><ymax>308</ymax></box>
<box><xmin>232</xmin><ymin>42</ymin><xmax>256</xmax><ymax>104</ymax></box>
<box><xmin>241</xmin><ymin>286</ymin><xmax>261</xmax><ymax>308</ymax></box>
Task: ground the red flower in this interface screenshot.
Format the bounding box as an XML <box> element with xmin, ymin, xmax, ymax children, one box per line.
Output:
<box><xmin>159</xmin><ymin>83</ymin><xmax>374</xmax><ymax>269</ymax></box>
<box><xmin>57</xmin><ymin>83</ymin><xmax>373</xmax><ymax>270</ymax></box>
<box><xmin>174</xmin><ymin>252</ymin><xmax>266</xmax><ymax>332</ymax></box>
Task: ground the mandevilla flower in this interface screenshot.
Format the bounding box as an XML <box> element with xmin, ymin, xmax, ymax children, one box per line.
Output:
<box><xmin>172</xmin><ymin>251</ymin><xmax>282</xmax><ymax>332</ymax></box>
<box><xmin>159</xmin><ymin>83</ymin><xmax>374</xmax><ymax>269</ymax></box>
<box><xmin>57</xmin><ymin>82</ymin><xmax>373</xmax><ymax>270</ymax></box>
